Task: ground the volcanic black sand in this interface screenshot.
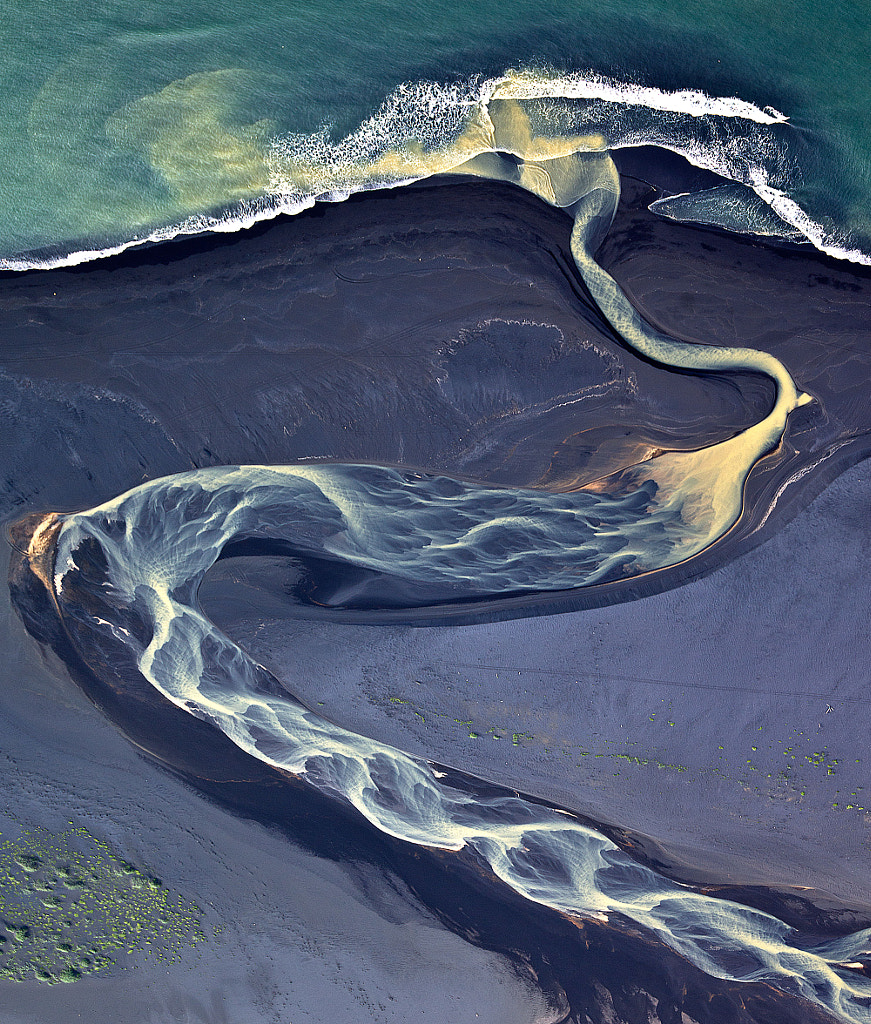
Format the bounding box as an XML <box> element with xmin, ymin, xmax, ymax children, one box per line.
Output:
<box><xmin>3</xmin><ymin>156</ymin><xmax>871</xmax><ymax>1022</ymax></box>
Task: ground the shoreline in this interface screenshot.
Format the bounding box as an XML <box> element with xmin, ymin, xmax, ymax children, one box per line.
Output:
<box><xmin>1</xmin><ymin>162</ymin><xmax>869</xmax><ymax>620</ymax></box>
<box><xmin>2</xmin><ymin>120</ymin><xmax>870</xmax><ymax>275</ymax></box>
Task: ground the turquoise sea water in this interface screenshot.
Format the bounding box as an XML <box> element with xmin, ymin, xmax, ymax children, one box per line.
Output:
<box><xmin>2</xmin><ymin>0</ymin><xmax>870</xmax><ymax>266</ymax></box>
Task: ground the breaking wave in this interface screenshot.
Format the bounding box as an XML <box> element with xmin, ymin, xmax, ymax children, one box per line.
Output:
<box><xmin>3</xmin><ymin>68</ymin><xmax>868</xmax><ymax>271</ymax></box>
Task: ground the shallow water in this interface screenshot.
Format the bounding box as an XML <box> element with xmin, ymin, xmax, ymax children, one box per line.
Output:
<box><xmin>7</xmin><ymin>157</ymin><xmax>868</xmax><ymax>1021</ymax></box>
<box><xmin>5</xmin><ymin>172</ymin><xmax>871</xmax><ymax>1019</ymax></box>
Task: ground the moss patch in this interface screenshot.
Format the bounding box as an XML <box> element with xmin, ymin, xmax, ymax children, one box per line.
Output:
<box><xmin>0</xmin><ymin>824</ymin><xmax>205</xmax><ymax>984</ymax></box>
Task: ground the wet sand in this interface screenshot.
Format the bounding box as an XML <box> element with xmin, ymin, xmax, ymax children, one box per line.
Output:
<box><xmin>1</xmin><ymin>167</ymin><xmax>867</xmax><ymax>616</ymax></box>
<box><xmin>200</xmin><ymin>456</ymin><xmax>871</xmax><ymax>911</ymax></box>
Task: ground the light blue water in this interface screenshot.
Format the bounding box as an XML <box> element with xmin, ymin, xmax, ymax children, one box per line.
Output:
<box><xmin>6</xmin><ymin>6</ymin><xmax>871</xmax><ymax>1017</ymax></box>
<box><xmin>45</xmin><ymin>453</ymin><xmax>871</xmax><ymax>1023</ymax></box>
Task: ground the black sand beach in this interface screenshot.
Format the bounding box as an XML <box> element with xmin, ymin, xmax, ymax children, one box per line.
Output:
<box><xmin>3</xmin><ymin>160</ymin><xmax>871</xmax><ymax>1022</ymax></box>
<box><xmin>5</xmin><ymin>518</ymin><xmax>848</xmax><ymax>1024</ymax></box>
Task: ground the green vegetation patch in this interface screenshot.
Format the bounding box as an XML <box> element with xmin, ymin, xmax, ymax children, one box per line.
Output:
<box><xmin>0</xmin><ymin>824</ymin><xmax>205</xmax><ymax>985</ymax></box>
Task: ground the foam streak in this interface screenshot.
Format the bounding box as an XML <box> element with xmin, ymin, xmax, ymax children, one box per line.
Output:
<box><xmin>5</xmin><ymin>68</ymin><xmax>869</xmax><ymax>271</ymax></box>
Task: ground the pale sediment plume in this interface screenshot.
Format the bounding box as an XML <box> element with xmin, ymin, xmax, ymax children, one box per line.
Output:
<box><xmin>35</xmin><ymin>108</ymin><xmax>871</xmax><ymax>1022</ymax></box>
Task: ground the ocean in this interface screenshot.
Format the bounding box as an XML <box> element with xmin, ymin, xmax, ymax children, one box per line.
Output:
<box><xmin>2</xmin><ymin>0</ymin><xmax>871</xmax><ymax>267</ymax></box>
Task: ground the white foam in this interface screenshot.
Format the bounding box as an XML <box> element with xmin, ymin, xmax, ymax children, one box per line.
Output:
<box><xmin>488</xmin><ymin>68</ymin><xmax>789</xmax><ymax>125</ymax></box>
<box><xmin>611</xmin><ymin>138</ymin><xmax>871</xmax><ymax>267</ymax></box>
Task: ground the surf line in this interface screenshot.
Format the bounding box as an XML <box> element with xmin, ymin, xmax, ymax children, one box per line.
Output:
<box><xmin>44</xmin><ymin>112</ymin><xmax>817</xmax><ymax>606</ymax></box>
<box><xmin>23</xmin><ymin>102</ymin><xmax>868</xmax><ymax>1022</ymax></box>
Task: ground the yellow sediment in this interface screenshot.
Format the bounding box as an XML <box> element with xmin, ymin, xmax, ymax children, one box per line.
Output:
<box><xmin>105</xmin><ymin>76</ymin><xmax>808</xmax><ymax>559</ymax></box>
<box><xmin>106</xmin><ymin>70</ymin><xmax>276</xmax><ymax>205</ymax></box>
